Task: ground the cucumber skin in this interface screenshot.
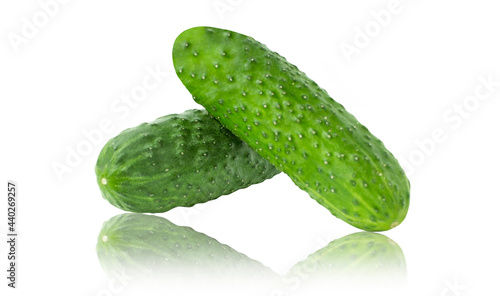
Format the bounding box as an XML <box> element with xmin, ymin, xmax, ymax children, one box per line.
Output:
<box><xmin>95</xmin><ymin>109</ymin><xmax>279</xmax><ymax>213</ymax></box>
<box><xmin>173</xmin><ymin>27</ymin><xmax>410</xmax><ymax>231</ymax></box>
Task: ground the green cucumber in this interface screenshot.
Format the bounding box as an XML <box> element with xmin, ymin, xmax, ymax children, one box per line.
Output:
<box><xmin>96</xmin><ymin>213</ymin><xmax>279</xmax><ymax>281</ymax></box>
<box><xmin>284</xmin><ymin>232</ymin><xmax>406</xmax><ymax>293</ymax></box>
<box><xmin>287</xmin><ymin>232</ymin><xmax>406</xmax><ymax>280</ymax></box>
<box><xmin>173</xmin><ymin>26</ymin><xmax>410</xmax><ymax>231</ymax></box>
<box><xmin>95</xmin><ymin>109</ymin><xmax>279</xmax><ymax>213</ymax></box>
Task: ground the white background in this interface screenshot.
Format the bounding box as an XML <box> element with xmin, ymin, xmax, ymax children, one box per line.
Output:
<box><xmin>1</xmin><ymin>0</ymin><xmax>500</xmax><ymax>295</ymax></box>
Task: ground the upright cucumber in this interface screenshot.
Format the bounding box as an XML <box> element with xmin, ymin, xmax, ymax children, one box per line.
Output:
<box><xmin>96</xmin><ymin>109</ymin><xmax>279</xmax><ymax>213</ymax></box>
<box><xmin>173</xmin><ymin>27</ymin><xmax>410</xmax><ymax>231</ymax></box>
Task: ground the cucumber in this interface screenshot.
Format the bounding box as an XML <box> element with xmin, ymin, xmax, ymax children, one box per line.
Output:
<box><xmin>173</xmin><ymin>27</ymin><xmax>410</xmax><ymax>231</ymax></box>
<box><xmin>96</xmin><ymin>213</ymin><xmax>279</xmax><ymax>282</ymax></box>
<box><xmin>287</xmin><ymin>232</ymin><xmax>406</xmax><ymax>280</ymax></box>
<box><xmin>95</xmin><ymin>109</ymin><xmax>280</xmax><ymax>213</ymax></box>
<box><xmin>284</xmin><ymin>232</ymin><xmax>406</xmax><ymax>293</ymax></box>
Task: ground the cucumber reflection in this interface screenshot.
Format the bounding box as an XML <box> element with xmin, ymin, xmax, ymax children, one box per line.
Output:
<box><xmin>282</xmin><ymin>232</ymin><xmax>407</xmax><ymax>295</ymax></box>
<box><xmin>96</xmin><ymin>213</ymin><xmax>277</xmax><ymax>283</ymax></box>
<box><xmin>96</xmin><ymin>213</ymin><xmax>406</xmax><ymax>295</ymax></box>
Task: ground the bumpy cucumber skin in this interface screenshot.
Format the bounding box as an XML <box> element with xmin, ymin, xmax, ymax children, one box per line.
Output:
<box><xmin>95</xmin><ymin>109</ymin><xmax>279</xmax><ymax>213</ymax></box>
<box><xmin>96</xmin><ymin>213</ymin><xmax>278</xmax><ymax>280</ymax></box>
<box><xmin>173</xmin><ymin>27</ymin><xmax>410</xmax><ymax>231</ymax></box>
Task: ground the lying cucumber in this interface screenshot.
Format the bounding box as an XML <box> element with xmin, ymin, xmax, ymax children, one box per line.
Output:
<box><xmin>173</xmin><ymin>27</ymin><xmax>410</xmax><ymax>231</ymax></box>
<box><xmin>96</xmin><ymin>213</ymin><xmax>279</xmax><ymax>282</ymax></box>
<box><xmin>95</xmin><ymin>109</ymin><xmax>279</xmax><ymax>213</ymax></box>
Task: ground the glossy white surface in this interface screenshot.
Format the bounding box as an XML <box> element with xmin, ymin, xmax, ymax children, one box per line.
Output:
<box><xmin>1</xmin><ymin>0</ymin><xmax>499</xmax><ymax>295</ymax></box>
